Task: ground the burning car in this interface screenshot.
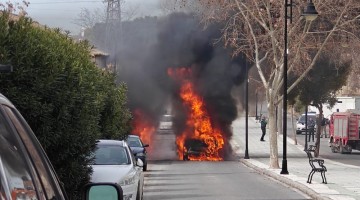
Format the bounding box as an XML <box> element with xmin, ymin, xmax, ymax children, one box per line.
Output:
<box><xmin>183</xmin><ymin>138</ymin><xmax>209</xmax><ymax>161</ymax></box>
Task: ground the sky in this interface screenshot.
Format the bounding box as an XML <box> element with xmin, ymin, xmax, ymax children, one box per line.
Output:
<box><xmin>13</xmin><ymin>0</ymin><xmax>162</xmax><ymax>34</ymax></box>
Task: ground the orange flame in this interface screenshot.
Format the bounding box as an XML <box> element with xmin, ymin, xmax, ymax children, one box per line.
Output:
<box><xmin>168</xmin><ymin>68</ymin><xmax>224</xmax><ymax>161</ymax></box>
<box><xmin>131</xmin><ymin>109</ymin><xmax>156</xmax><ymax>147</ymax></box>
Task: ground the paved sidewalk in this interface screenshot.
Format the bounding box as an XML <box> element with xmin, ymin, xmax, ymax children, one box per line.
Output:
<box><xmin>230</xmin><ymin>116</ymin><xmax>360</xmax><ymax>200</ymax></box>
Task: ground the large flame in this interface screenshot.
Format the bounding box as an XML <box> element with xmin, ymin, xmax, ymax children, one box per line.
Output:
<box><xmin>131</xmin><ymin>109</ymin><xmax>156</xmax><ymax>147</ymax></box>
<box><xmin>168</xmin><ymin>68</ymin><xmax>224</xmax><ymax>161</ymax></box>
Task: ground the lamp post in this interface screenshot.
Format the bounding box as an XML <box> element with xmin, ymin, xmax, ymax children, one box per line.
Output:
<box><xmin>304</xmin><ymin>107</ymin><xmax>308</xmax><ymax>151</ymax></box>
<box><xmin>280</xmin><ymin>0</ymin><xmax>318</xmax><ymax>175</ymax></box>
<box><xmin>255</xmin><ymin>91</ymin><xmax>258</xmax><ymax>121</ymax></box>
<box><xmin>245</xmin><ymin>56</ymin><xmax>249</xmax><ymax>159</ymax></box>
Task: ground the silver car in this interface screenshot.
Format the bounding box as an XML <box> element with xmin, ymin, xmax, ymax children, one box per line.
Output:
<box><xmin>0</xmin><ymin>92</ymin><xmax>122</xmax><ymax>200</ymax></box>
<box><xmin>91</xmin><ymin>140</ymin><xmax>144</xmax><ymax>200</ymax></box>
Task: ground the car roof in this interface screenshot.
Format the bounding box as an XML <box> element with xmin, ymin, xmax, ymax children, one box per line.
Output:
<box><xmin>0</xmin><ymin>93</ymin><xmax>14</xmax><ymax>108</ymax></box>
<box><xmin>127</xmin><ymin>135</ymin><xmax>139</xmax><ymax>139</ymax></box>
<box><xmin>97</xmin><ymin>139</ymin><xmax>127</xmax><ymax>147</ymax></box>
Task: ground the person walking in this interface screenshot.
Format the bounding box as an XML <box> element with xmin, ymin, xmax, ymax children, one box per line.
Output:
<box><xmin>308</xmin><ymin>117</ymin><xmax>315</xmax><ymax>142</ymax></box>
<box><xmin>260</xmin><ymin>116</ymin><xmax>267</xmax><ymax>141</ymax></box>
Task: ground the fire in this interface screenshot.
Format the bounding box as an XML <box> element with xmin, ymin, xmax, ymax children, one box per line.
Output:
<box><xmin>131</xmin><ymin>109</ymin><xmax>156</xmax><ymax>147</ymax></box>
<box><xmin>168</xmin><ymin>68</ymin><xmax>224</xmax><ymax>161</ymax></box>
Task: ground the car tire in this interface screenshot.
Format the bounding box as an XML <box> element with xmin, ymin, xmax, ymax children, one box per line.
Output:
<box><xmin>143</xmin><ymin>163</ymin><xmax>147</xmax><ymax>171</ymax></box>
<box><xmin>296</xmin><ymin>130</ymin><xmax>302</xmax><ymax>135</ymax></box>
<box><xmin>136</xmin><ymin>183</ymin><xmax>141</xmax><ymax>200</ymax></box>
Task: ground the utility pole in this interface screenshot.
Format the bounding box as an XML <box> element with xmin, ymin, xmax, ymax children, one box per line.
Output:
<box><xmin>104</xmin><ymin>0</ymin><xmax>122</xmax><ymax>73</ymax></box>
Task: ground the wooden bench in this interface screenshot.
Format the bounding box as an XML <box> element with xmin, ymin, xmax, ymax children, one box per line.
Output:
<box><xmin>304</xmin><ymin>145</ymin><xmax>327</xmax><ymax>184</ymax></box>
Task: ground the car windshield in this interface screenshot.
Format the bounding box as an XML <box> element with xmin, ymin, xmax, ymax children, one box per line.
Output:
<box><xmin>298</xmin><ymin>115</ymin><xmax>316</xmax><ymax>123</ymax></box>
<box><xmin>126</xmin><ymin>137</ymin><xmax>143</xmax><ymax>147</ymax></box>
<box><xmin>185</xmin><ymin>139</ymin><xmax>208</xmax><ymax>150</ymax></box>
<box><xmin>94</xmin><ymin>145</ymin><xmax>130</xmax><ymax>165</ymax></box>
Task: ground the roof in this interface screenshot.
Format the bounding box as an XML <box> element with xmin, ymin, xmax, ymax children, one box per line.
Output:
<box><xmin>90</xmin><ymin>48</ymin><xmax>109</xmax><ymax>57</ymax></box>
<box><xmin>97</xmin><ymin>139</ymin><xmax>126</xmax><ymax>146</ymax></box>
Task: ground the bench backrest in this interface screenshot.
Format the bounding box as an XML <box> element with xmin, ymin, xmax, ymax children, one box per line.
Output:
<box><xmin>305</xmin><ymin>145</ymin><xmax>316</xmax><ymax>160</ymax></box>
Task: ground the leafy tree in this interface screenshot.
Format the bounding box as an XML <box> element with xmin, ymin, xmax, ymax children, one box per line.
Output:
<box><xmin>296</xmin><ymin>53</ymin><xmax>351</xmax><ymax>156</ymax></box>
<box><xmin>99</xmin><ymin>75</ymin><xmax>132</xmax><ymax>140</ymax></box>
<box><xmin>0</xmin><ymin>12</ymin><xmax>131</xmax><ymax>199</ymax></box>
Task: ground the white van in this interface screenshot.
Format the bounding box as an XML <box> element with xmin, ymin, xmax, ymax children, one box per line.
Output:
<box><xmin>159</xmin><ymin>114</ymin><xmax>173</xmax><ymax>130</ymax></box>
<box><xmin>296</xmin><ymin>112</ymin><xmax>317</xmax><ymax>134</ymax></box>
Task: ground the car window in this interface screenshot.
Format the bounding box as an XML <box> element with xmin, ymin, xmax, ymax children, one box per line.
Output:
<box><xmin>94</xmin><ymin>145</ymin><xmax>130</xmax><ymax>165</ymax></box>
<box><xmin>4</xmin><ymin>106</ymin><xmax>65</xmax><ymax>200</ymax></box>
<box><xmin>126</xmin><ymin>137</ymin><xmax>142</xmax><ymax>147</ymax></box>
<box><xmin>299</xmin><ymin>115</ymin><xmax>316</xmax><ymax>123</ymax></box>
<box><xmin>0</xmin><ymin>109</ymin><xmax>38</xmax><ymax>200</ymax></box>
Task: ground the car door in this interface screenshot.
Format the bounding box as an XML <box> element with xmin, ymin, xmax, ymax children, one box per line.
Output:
<box><xmin>127</xmin><ymin>146</ymin><xmax>143</xmax><ymax>197</ymax></box>
<box><xmin>0</xmin><ymin>103</ymin><xmax>67</xmax><ymax>199</ymax></box>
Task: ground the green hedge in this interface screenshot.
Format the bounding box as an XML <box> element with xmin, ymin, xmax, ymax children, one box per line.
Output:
<box><xmin>0</xmin><ymin>13</ymin><xmax>131</xmax><ymax>199</ymax></box>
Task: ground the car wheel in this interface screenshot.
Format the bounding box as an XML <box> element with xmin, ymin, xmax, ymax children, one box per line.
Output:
<box><xmin>143</xmin><ymin>163</ymin><xmax>147</xmax><ymax>171</ymax></box>
<box><xmin>136</xmin><ymin>182</ymin><xmax>141</xmax><ymax>200</ymax></box>
<box><xmin>296</xmin><ymin>130</ymin><xmax>301</xmax><ymax>135</ymax></box>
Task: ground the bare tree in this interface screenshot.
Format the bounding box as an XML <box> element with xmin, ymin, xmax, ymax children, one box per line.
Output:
<box><xmin>73</xmin><ymin>7</ymin><xmax>107</xmax><ymax>29</ymax></box>
<box><xmin>176</xmin><ymin>0</ymin><xmax>360</xmax><ymax>168</ymax></box>
<box><xmin>73</xmin><ymin>1</ymin><xmax>139</xmax><ymax>29</ymax></box>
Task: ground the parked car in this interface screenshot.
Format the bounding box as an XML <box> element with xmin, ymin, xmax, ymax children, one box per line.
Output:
<box><xmin>183</xmin><ymin>138</ymin><xmax>208</xmax><ymax>161</ymax></box>
<box><xmin>91</xmin><ymin>139</ymin><xmax>144</xmax><ymax>200</ymax></box>
<box><xmin>0</xmin><ymin>92</ymin><xmax>122</xmax><ymax>200</ymax></box>
<box><xmin>159</xmin><ymin>114</ymin><xmax>173</xmax><ymax>130</ymax></box>
<box><xmin>296</xmin><ymin>112</ymin><xmax>318</xmax><ymax>134</ymax></box>
<box><xmin>126</xmin><ymin>135</ymin><xmax>149</xmax><ymax>171</ymax></box>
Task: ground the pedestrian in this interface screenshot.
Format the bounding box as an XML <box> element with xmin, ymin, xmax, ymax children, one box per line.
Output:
<box><xmin>308</xmin><ymin>117</ymin><xmax>315</xmax><ymax>142</ymax></box>
<box><xmin>320</xmin><ymin>117</ymin><xmax>327</xmax><ymax>138</ymax></box>
<box><xmin>260</xmin><ymin>116</ymin><xmax>267</xmax><ymax>141</ymax></box>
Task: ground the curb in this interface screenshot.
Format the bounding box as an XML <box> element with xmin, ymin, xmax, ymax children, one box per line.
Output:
<box><xmin>239</xmin><ymin>158</ymin><xmax>332</xmax><ymax>200</ymax></box>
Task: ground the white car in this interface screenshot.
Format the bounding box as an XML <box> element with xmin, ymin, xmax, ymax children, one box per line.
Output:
<box><xmin>91</xmin><ymin>140</ymin><xmax>144</xmax><ymax>200</ymax></box>
<box><xmin>296</xmin><ymin>113</ymin><xmax>317</xmax><ymax>134</ymax></box>
<box><xmin>159</xmin><ymin>114</ymin><xmax>173</xmax><ymax>130</ymax></box>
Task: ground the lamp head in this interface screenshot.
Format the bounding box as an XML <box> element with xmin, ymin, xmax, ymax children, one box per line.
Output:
<box><xmin>302</xmin><ymin>1</ymin><xmax>318</xmax><ymax>21</ymax></box>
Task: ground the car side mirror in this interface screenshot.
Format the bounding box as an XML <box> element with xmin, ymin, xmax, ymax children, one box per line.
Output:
<box><xmin>82</xmin><ymin>183</ymin><xmax>123</xmax><ymax>200</ymax></box>
<box><xmin>136</xmin><ymin>158</ymin><xmax>144</xmax><ymax>167</ymax></box>
<box><xmin>143</xmin><ymin>144</ymin><xmax>149</xmax><ymax>147</ymax></box>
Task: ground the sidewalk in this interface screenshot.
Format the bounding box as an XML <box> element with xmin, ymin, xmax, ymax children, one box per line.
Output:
<box><xmin>230</xmin><ymin>116</ymin><xmax>360</xmax><ymax>200</ymax></box>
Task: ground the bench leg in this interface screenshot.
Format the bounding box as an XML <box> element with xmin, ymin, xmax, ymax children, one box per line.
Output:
<box><xmin>321</xmin><ymin>171</ymin><xmax>327</xmax><ymax>184</ymax></box>
<box><xmin>307</xmin><ymin>170</ymin><xmax>315</xmax><ymax>183</ymax></box>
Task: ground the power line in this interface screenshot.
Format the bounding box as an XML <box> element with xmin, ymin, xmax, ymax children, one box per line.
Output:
<box><xmin>30</xmin><ymin>1</ymin><xmax>103</xmax><ymax>4</ymax></box>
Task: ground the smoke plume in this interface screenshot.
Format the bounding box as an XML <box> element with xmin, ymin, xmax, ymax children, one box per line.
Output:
<box><xmin>91</xmin><ymin>12</ymin><xmax>249</xmax><ymax>159</ymax></box>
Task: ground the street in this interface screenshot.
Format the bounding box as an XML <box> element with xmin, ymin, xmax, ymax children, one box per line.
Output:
<box><xmin>286</xmin><ymin>118</ymin><xmax>360</xmax><ymax>167</ymax></box>
<box><xmin>143</xmin><ymin>130</ymin><xmax>310</xmax><ymax>200</ymax></box>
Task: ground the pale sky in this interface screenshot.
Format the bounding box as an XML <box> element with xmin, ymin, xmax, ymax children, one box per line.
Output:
<box><xmin>17</xmin><ymin>0</ymin><xmax>162</xmax><ymax>34</ymax></box>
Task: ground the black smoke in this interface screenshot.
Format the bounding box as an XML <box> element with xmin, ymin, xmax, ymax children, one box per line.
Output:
<box><xmin>90</xmin><ymin>12</ymin><xmax>249</xmax><ymax>159</ymax></box>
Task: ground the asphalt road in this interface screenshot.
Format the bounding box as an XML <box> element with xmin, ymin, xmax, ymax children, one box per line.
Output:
<box><xmin>143</xmin><ymin>130</ymin><xmax>310</xmax><ymax>200</ymax></box>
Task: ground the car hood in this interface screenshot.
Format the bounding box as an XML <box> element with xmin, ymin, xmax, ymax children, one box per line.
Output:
<box><xmin>91</xmin><ymin>165</ymin><xmax>133</xmax><ymax>183</ymax></box>
<box><xmin>129</xmin><ymin>147</ymin><xmax>144</xmax><ymax>154</ymax></box>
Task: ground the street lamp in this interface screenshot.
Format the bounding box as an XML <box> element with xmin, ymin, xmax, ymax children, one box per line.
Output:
<box><xmin>280</xmin><ymin>0</ymin><xmax>318</xmax><ymax>175</ymax></box>
<box><xmin>304</xmin><ymin>107</ymin><xmax>309</xmax><ymax>151</ymax></box>
<box><xmin>245</xmin><ymin>58</ymin><xmax>249</xmax><ymax>159</ymax></box>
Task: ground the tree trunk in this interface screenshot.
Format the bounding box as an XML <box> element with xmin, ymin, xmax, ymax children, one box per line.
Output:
<box><xmin>268</xmin><ymin>100</ymin><xmax>279</xmax><ymax>168</ymax></box>
<box><xmin>314</xmin><ymin>104</ymin><xmax>323</xmax><ymax>157</ymax></box>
